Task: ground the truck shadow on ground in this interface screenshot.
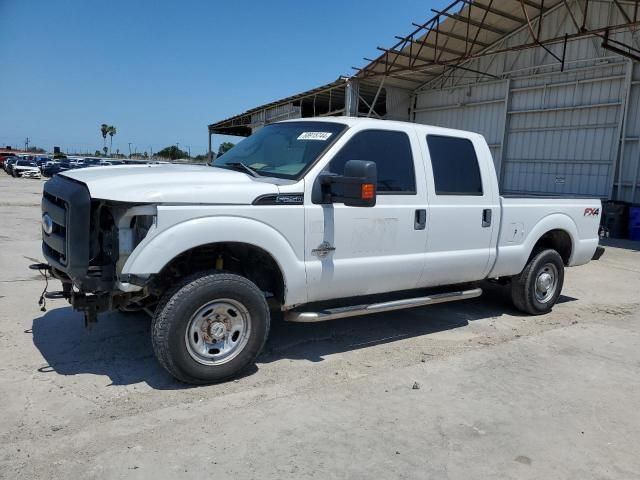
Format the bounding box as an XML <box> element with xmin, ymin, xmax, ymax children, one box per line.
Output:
<box><xmin>31</xmin><ymin>287</ymin><xmax>577</xmax><ymax>389</ymax></box>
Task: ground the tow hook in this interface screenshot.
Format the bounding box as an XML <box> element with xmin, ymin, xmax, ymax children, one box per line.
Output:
<box><xmin>29</xmin><ymin>263</ymin><xmax>51</xmax><ymax>272</ymax></box>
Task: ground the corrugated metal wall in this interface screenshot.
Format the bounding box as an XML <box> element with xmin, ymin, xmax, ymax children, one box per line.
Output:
<box><xmin>617</xmin><ymin>62</ymin><xmax>640</xmax><ymax>203</ymax></box>
<box><xmin>250</xmin><ymin>103</ymin><xmax>301</xmax><ymax>131</ymax></box>
<box><xmin>414</xmin><ymin>80</ymin><xmax>508</xmax><ymax>170</ymax></box>
<box><xmin>411</xmin><ymin>0</ymin><xmax>639</xmax><ymax>201</ymax></box>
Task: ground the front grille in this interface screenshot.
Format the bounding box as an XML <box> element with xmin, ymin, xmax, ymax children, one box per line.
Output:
<box><xmin>41</xmin><ymin>175</ymin><xmax>115</xmax><ymax>293</ymax></box>
<box><xmin>41</xmin><ymin>175</ymin><xmax>92</xmax><ymax>278</ymax></box>
<box><xmin>42</xmin><ymin>191</ymin><xmax>68</xmax><ymax>265</ymax></box>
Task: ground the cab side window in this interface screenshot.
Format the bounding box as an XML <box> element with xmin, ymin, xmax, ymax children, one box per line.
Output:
<box><xmin>330</xmin><ymin>130</ymin><xmax>416</xmax><ymax>194</ymax></box>
<box><xmin>427</xmin><ymin>135</ymin><xmax>483</xmax><ymax>196</ymax></box>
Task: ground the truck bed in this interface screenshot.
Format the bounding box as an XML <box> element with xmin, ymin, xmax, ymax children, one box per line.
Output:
<box><xmin>488</xmin><ymin>196</ymin><xmax>601</xmax><ymax>278</ymax></box>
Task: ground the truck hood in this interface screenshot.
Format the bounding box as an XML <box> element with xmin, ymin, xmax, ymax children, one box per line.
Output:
<box><xmin>60</xmin><ymin>164</ymin><xmax>281</xmax><ymax>204</ymax></box>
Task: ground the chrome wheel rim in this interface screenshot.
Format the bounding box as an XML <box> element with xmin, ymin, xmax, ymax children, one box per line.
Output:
<box><xmin>185</xmin><ymin>299</ymin><xmax>251</xmax><ymax>365</ymax></box>
<box><xmin>534</xmin><ymin>263</ymin><xmax>558</xmax><ymax>303</ymax></box>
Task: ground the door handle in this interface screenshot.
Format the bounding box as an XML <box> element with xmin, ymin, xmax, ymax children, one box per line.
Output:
<box><xmin>482</xmin><ymin>208</ymin><xmax>492</xmax><ymax>227</ymax></box>
<box><xmin>415</xmin><ymin>209</ymin><xmax>426</xmax><ymax>230</ymax></box>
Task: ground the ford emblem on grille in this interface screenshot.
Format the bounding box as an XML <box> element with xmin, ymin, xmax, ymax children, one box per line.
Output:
<box><xmin>42</xmin><ymin>213</ymin><xmax>54</xmax><ymax>235</ymax></box>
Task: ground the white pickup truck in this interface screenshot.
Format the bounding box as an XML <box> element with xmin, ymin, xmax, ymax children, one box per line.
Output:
<box><xmin>35</xmin><ymin>118</ymin><xmax>603</xmax><ymax>384</ymax></box>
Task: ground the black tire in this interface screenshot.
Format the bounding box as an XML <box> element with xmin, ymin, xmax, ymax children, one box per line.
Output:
<box><xmin>510</xmin><ymin>249</ymin><xmax>564</xmax><ymax>315</ymax></box>
<box><xmin>151</xmin><ymin>272</ymin><xmax>270</xmax><ymax>384</ymax></box>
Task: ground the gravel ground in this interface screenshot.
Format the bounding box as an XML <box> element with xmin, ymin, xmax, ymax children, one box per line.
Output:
<box><xmin>0</xmin><ymin>171</ymin><xmax>639</xmax><ymax>479</ymax></box>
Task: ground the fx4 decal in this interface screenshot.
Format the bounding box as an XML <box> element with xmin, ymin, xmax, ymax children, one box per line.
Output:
<box><xmin>584</xmin><ymin>207</ymin><xmax>600</xmax><ymax>217</ymax></box>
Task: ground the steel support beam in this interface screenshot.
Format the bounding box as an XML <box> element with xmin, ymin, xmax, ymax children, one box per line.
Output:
<box><xmin>613</xmin><ymin>59</ymin><xmax>634</xmax><ymax>200</ymax></box>
<box><xmin>458</xmin><ymin>0</ymin><xmax>525</xmax><ymax>24</ymax></box>
<box><xmin>345</xmin><ymin>79</ymin><xmax>360</xmax><ymax>117</ymax></box>
<box><xmin>411</xmin><ymin>23</ymin><xmax>490</xmax><ymax>47</ymax></box>
<box><xmin>430</xmin><ymin>8</ymin><xmax>509</xmax><ymax>35</ymax></box>
<box><xmin>208</xmin><ymin>130</ymin><xmax>213</xmax><ymax>164</ymax></box>
<box><xmin>358</xmin><ymin>20</ymin><xmax>640</xmax><ymax>79</ymax></box>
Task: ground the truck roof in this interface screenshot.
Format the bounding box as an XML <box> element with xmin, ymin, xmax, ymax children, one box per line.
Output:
<box><xmin>280</xmin><ymin>116</ymin><xmax>482</xmax><ymax>140</ymax></box>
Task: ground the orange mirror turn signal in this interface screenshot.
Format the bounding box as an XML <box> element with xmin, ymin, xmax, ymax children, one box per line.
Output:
<box><xmin>361</xmin><ymin>183</ymin><xmax>375</xmax><ymax>200</ymax></box>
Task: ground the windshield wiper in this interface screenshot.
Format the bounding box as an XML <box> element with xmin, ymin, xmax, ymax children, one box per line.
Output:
<box><xmin>221</xmin><ymin>162</ymin><xmax>260</xmax><ymax>177</ymax></box>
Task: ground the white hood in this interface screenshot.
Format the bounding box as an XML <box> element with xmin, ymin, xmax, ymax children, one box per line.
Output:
<box><xmin>60</xmin><ymin>164</ymin><xmax>281</xmax><ymax>204</ymax></box>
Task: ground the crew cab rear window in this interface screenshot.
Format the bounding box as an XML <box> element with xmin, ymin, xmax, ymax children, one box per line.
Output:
<box><xmin>330</xmin><ymin>130</ymin><xmax>416</xmax><ymax>194</ymax></box>
<box><xmin>426</xmin><ymin>135</ymin><xmax>483</xmax><ymax>196</ymax></box>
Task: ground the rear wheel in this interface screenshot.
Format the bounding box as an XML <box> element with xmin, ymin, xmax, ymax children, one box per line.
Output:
<box><xmin>151</xmin><ymin>272</ymin><xmax>270</xmax><ymax>384</ymax></box>
<box><xmin>510</xmin><ymin>249</ymin><xmax>564</xmax><ymax>315</ymax></box>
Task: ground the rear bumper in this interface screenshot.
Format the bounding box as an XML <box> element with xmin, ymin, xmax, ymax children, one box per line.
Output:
<box><xmin>592</xmin><ymin>246</ymin><xmax>605</xmax><ymax>261</ymax></box>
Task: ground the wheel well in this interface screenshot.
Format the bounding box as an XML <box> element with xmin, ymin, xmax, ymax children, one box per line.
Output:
<box><xmin>530</xmin><ymin>229</ymin><xmax>572</xmax><ymax>265</ymax></box>
<box><xmin>153</xmin><ymin>242</ymin><xmax>286</xmax><ymax>305</ymax></box>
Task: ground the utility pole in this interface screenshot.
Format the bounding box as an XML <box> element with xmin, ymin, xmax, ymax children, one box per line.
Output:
<box><xmin>128</xmin><ymin>142</ymin><xmax>132</xmax><ymax>159</ymax></box>
<box><xmin>186</xmin><ymin>145</ymin><xmax>191</xmax><ymax>158</ymax></box>
<box><xmin>24</xmin><ymin>137</ymin><xmax>29</xmax><ymax>151</ymax></box>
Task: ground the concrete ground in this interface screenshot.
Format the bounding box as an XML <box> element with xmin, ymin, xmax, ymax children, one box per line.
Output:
<box><xmin>0</xmin><ymin>171</ymin><xmax>639</xmax><ymax>479</ymax></box>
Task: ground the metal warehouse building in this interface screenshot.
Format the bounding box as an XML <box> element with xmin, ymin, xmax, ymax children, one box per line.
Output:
<box><xmin>208</xmin><ymin>0</ymin><xmax>640</xmax><ymax>203</ymax></box>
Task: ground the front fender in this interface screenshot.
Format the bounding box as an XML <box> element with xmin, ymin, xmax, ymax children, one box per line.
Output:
<box><xmin>121</xmin><ymin>215</ymin><xmax>307</xmax><ymax>306</ymax></box>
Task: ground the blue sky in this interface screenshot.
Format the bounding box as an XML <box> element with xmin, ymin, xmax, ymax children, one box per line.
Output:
<box><xmin>0</xmin><ymin>0</ymin><xmax>442</xmax><ymax>155</ymax></box>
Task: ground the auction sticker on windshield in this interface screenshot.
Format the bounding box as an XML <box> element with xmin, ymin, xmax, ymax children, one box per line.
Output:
<box><xmin>297</xmin><ymin>132</ymin><xmax>333</xmax><ymax>141</ymax></box>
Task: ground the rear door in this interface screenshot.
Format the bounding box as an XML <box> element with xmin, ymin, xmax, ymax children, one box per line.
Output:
<box><xmin>304</xmin><ymin>126</ymin><xmax>429</xmax><ymax>302</ymax></box>
<box><xmin>417</xmin><ymin>133</ymin><xmax>498</xmax><ymax>286</ymax></box>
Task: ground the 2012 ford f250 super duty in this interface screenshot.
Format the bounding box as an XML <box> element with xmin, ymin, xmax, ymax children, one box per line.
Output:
<box><xmin>35</xmin><ymin>118</ymin><xmax>604</xmax><ymax>383</ymax></box>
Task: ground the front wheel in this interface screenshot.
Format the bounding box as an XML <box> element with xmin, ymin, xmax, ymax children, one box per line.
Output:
<box><xmin>151</xmin><ymin>272</ymin><xmax>270</xmax><ymax>384</ymax></box>
<box><xmin>510</xmin><ymin>249</ymin><xmax>564</xmax><ymax>315</ymax></box>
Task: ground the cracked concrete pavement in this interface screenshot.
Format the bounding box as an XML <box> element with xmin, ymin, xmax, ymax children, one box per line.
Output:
<box><xmin>1</xmin><ymin>172</ymin><xmax>639</xmax><ymax>479</ymax></box>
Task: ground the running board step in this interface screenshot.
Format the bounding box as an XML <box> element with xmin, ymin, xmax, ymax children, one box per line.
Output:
<box><xmin>284</xmin><ymin>288</ymin><xmax>482</xmax><ymax>323</ymax></box>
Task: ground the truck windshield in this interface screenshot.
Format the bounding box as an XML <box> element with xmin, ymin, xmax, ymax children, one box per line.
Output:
<box><xmin>213</xmin><ymin>121</ymin><xmax>346</xmax><ymax>179</ymax></box>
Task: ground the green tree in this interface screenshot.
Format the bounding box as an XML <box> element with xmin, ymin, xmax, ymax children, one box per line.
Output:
<box><xmin>26</xmin><ymin>146</ymin><xmax>46</xmax><ymax>154</ymax></box>
<box><xmin>156</xmin><ymin>145</ymin><xmax>188</xmax><ymax>160</ymax></box>
<box><xmin>108</xmin><ymin>126</ymin><xmax>117</xmax><ymax>155</ymax></box>
<box><xmin>100</xmin><ymin>124</ymin><xmax>109</xmax><ymax>151</ymax></box>
<box><xmin>217</xmin><ymin>142</ymin><xmax>235</xmax><ymax>156</ymax></box>
<box><xmin>103</xmin><ymin>146</ymin><xmax>108</xmax><ymax>156</ymax></box>
<box><xmin>193</xmin><ymin>154</ymin><xmax>209</xmax><ymax>163</ymax></box>
<box><xmin>94</xmin><ymin>150</ymin><xmax>102</xmax><ymax>157</ymax></box>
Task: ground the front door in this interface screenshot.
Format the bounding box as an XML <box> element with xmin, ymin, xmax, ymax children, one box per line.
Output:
<box><xmin>304</xmin><ymin>127</ymin><xmax>428</xmax><ymax>303</ymax></box>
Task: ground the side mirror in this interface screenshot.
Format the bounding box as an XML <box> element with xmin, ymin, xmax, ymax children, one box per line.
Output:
<box><xmin>313</xmin><ymin>160</ymin><xmax>377</xmax><ymax>207</ymax></box>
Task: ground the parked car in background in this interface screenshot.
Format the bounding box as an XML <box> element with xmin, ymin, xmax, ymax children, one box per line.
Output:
<box><xmin>81</xmin><ymin>157</ymin><xmax>104</xmax><ymax>167</ymax></box>
<box><xmin>42</xmin><ymin>159</ymin><xmax>75</xmax><ymax>177</ymax></box>
<box><xmin>0</xmin><ymin>153</ymin><xmax>19</xmax><ymax>168</ymax></box>
<box><xmin>41</xmin><ymin>161</ymin><xmax>62</xmax><ymax>177</ymax></box>
<box><xmin>68</xmin><ymin>158</ymin><xmax>86</xmax><ymax>168</ymax></box>
<box><xmin>34</xmin><ymin>156</ymin><xmax>51</xmax><ymax>167</ymax></box>
<box><xmin>4</xmin><ymin>157</ymin><xmax>19</xmax><ymax>174</ymax></box>
<box><xmin>12</xmin><ymin>159</ymin><xmax>41</xmax><ymax>178</ymax></box>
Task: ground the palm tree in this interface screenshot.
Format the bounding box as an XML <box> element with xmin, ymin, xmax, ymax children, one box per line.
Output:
<box><xmin>107</xmin><ymin>126</ymin><xmax>117</xmax><ymax>155</ymax></box>
<box><xmin>100</xmin><ymin>124</ymin><xmax>109</xmax><ymax>151</ymax></box>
